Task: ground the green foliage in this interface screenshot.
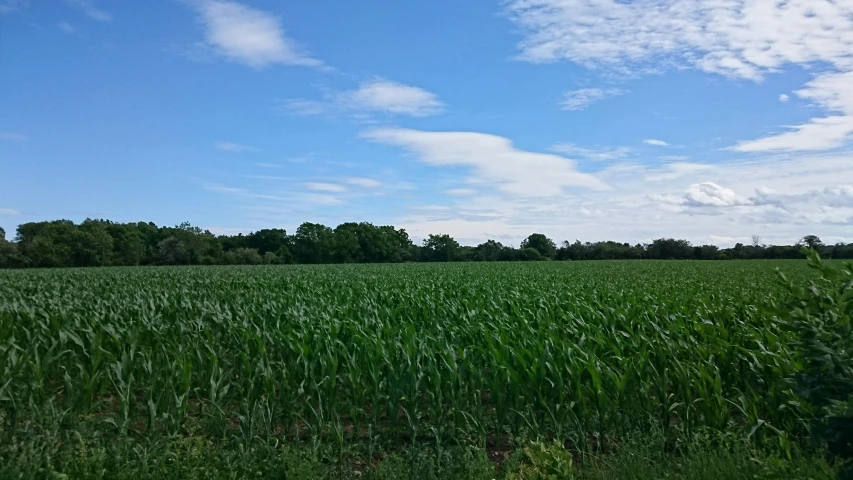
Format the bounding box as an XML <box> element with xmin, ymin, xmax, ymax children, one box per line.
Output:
<box><xmin>520</xmin><ymin>234</ymin><xmax>557</xmax><ymax>259</ymax></box>
<box><xmin>422</xmin><ymin>233</ymin><xmax>460</xmax><ymax>261</ymax></box>
<box><xmin>777</xmin><ymin>249</ymin><xmax>853</xmax><ymax>477</ymax></box>
<box><xmin>507</xmin><ymin>440</ymin><xmax>574</xmax><ymax>480</ymax></box>
<box><xmin>0</xmin><ymin>259</ymin><xmax>850</xmax><ymax>477</ymax></box>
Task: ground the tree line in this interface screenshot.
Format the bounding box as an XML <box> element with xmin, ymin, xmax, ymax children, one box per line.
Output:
<box><xmin>0</xmin><ymin>219</ymin><xmax>850</xmax><ymax>269</ymax></box>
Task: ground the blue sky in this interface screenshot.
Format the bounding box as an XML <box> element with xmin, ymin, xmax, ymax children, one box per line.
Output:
<box><xmin>2</xmin><ymin>0</ymin><xmax>852</xmax><ymax>246</ymax></box>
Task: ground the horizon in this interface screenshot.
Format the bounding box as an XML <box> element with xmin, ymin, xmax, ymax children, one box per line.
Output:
<box><xmin>2</xmin><ymin>0</ymin><xmax>852</xmax><ymax>247</ymax></box>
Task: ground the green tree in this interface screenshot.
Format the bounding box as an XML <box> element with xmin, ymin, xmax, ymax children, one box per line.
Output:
<box><xmin>801</xmin><ymin>235</ymin><xmax>824</xmax><ymax>250</ymax></box>
<box><xmin>0</xmin><ymin>226</ymin><xmax>25</xmax><ymax>268</ymax></box>
<box><xmin>158</xmin><ymin>236</ymin><xmax>189</xmax><ymax>265</ymax></box>
<box><xmin>107</xmin><ymin>223</ymin><xmax>145</xmax><ymax>266</ymax></box>
<box><xmin>519</xmin><ymin>247</ymin><xmax>545</xmax><ymax>261</ymax></box>
<box><xmin>520</xmin><ymin>233</ymin><xmax>557</xmax><ymax>259</ymax></box>
<box><xmin>475</xmin><ymin>240</ymin><xmax>505</xmax><ymax>261</ymax></box>
<box><xmin>422</xmin><ymin>234</ymin><xmax>460</xmax><ymax>262</ymax></box>
<box><xmin>246</xmin><ymin>228</ymin><xmax>289</xmax><ymax>255</ymax></box>
<box><xmin>647</xmin><ymin>238</ymin><xmax>693</xmax><ymax>259</ymax></box>
<box><xmin>74</xmin><ymin>219</ymin><xmax>114</xmax><ymax>267</ymax></box>
<box><xmin>292</xmin><ymin>222</ymin><xmax>334</xmax><ymax>264</ymax></box>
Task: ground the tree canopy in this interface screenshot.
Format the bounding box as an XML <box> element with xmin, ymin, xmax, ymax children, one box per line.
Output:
<box><xmin>0</xmin><ymin>219</ymin><xmax>848</xmax><ymax>269</ymax></box>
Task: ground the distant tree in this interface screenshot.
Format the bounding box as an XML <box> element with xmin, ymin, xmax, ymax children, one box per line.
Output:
<box><xmin>158</xmin><ymin>236</ymin><xmax>189</xmax><ymax>265</ymax></box>
<box><xmin>106</xmin><ymin>223</ymin><xmax>145</xmax><ymax>266</ymax></box>
<box><xmin>246</xmin><ymin>228</ymin><xmax>289</xmax><ymax>255</ymax></box>
<box><xmin>751</xmin><ymin>235</ymin><xmax>763</xmax><ymax>248</ymax></box>
<box><xmin>0</xmin><ymin>226</ymin><xmax>25</xmax><ymax>268</ymax></box>
<box><xmin>422</xmin><ymin>234</ymin><xmax>460</xmax><ymax>262</ymax></box>
<box><xmin>520</xmin><ymin>233</ymin><xmax>557</xmax><ymax>259</ymax></box>
<box><xmin>233</xmin><ymin>247</ymin><xmax>263</xmax><ymax>265</ymax></box>
<box><xmin>518</xmin><ymin>247</ymin><xmax>545</xmax><ymax>261</ymax></box>
<box><xmin>647</xmin><ymin>238</ymin><xmax>693</xmax><ymax>259</ymax></box>
<box><xmin>693</xmin><ymin>244</ymin><xmax>720</xmax><ymax>260</ymax></box>
<box><xmin>800</xmin><ymin>235</ymin><xmax>823</xmax><ymax>249</ymax></box>
<box><xmin>74</xmin><ymin>219</ymin><xmax>114</xmax><ymax>267</ymax></box>
<box><xmin>292</xmin><ymin>222</ymin><xmax>334</xmax><ymax>264</ymax></box>
<box><xmin>475</xmin><ymin>240</ymin><xmax>505</xmax><ymax>261</ymax></box>
<box><xmin>262</xmin><ymin>251</ymin><xmax>281</xmax><ymax>264</ymax></box>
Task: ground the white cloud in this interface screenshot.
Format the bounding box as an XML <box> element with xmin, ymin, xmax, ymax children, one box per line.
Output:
<box><xmin>282</xmin><ymin>79</ymin><xmax>444</xmax><ymax>118</ymax></box>
<box><xmin>652</xmin><ymin>182</ymin><xmax>751</xmax><ymax>208</ymax></box>
<box><xmin>446</xmin><ymin>188</ymin><xmax>478</xmax><ymax>196</ymax></box>
<box><xmin>192</xmin><ymin>0</ymin><xmax>321</xmax><ymax>68</ymax></box>
<box><xmin>551</xmin><ymin>143</ymin><xmax>630</xmax><ymax>160</ymax></box>
<box><xmin>733</xmin><ymin>116</ymin><xmax>853</xmax><ymax>152</ymax></box>
<box><xmin>337</xmin><ymin>78</ymin><xmax>444</xmax><ymax>117</ymax></box>
<box><xmin>0</xmin><ymin>131</ymin><xmax>27</xmax><ymax>141</ymax></box>
<box><xmin>203</xmin><ymin>183</ymin><xmax>246</xmax><ymax>195</ymax></box>
<box><xmin>0</xmin><ymin>208</ymin><xmax>20</xmax><ymax>215</ymax></box>
<box><xmin>65</xmin><ymin>0</ymin><xmax>111</xmax><ymax>22</ymax></box>
<box><xmin>649</xmin><ymin>181</ymin><xmax>853</xmax><ymax>226</ymax></box>
<box><xmin>507</xmin><ymin>0</ymin><xmax>853</xmax><ymax>78</ymax></box>
<box><xmin>0</xmin><ymin>0</ymin><xmax>28</xmax><ymax>14</ymax></box>
<box><xmin>278</xmin><ymin>99</ymin><xmax>329</xmax><ymax>116</ymax></box>
<box><xmin>299</xmin><ymin>193</ymin><xmax>342</xmax><ymax>206</ymax></box>
<box><xmin>506</xmin><ymin>0</ymin><xmax>853</xmax><ymax>151</ymax></box>
<box><xmin>643</xmin><ymin>162</ymin><xmax>713</xmax><ymax>182</ymax></box>
<box><xmin>560</xmin><ymin>87</ymin><xmax>625</xmax><ymax>111</ymax></box>
<box><xmin>735</xmin><ymin>72</ymin><xmax>853</xmax><ymax>152</ymax></box>
<box><xmin>303</xmin><ymin>182</ymin><xmax>347</xmax><ymax>193</ymax></box>
<box><xmin>345</xmin><ymin>177</ymin><xmax>382</xmax><ymax>188</ymax></box>
<box><xmin>779</xmin><ymin>94</ymin><xmax>790</xmax><ymax>103</ymax></box>
<box><xmin>362</xmin><ymin>127</ymin><xmax>610</xmax><ymax>197</ymax></box>
<box><xmin>58</xmin><ymin>21</ymin><xmax>74</xmax><ymax>34</ymax></box>
<box><xmin>393</xmin><ymin>150</ymin><xmax>853</xmax><ymax>247</ymax></box>
<box><xmin>643</xmin><ymin>139</ymin><xmax>668</xmax><ymax>146</ymax></box>
<box><xmin>214</xmin><ymin>141</ymin><xmax>258</xmax><ymax>152</ymax></box>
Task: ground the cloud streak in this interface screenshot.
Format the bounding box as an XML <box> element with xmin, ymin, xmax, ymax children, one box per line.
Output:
<box><xmin>281</xmin><ymin>78</ymin><xmax>444</xmax><ymax>118</ymax></box>
<box><xmin>362</xmin><ymin>127</ymin><xmax>610</xmax><ymax>197</ymax></box>
<box><xmin>560</xmin><ymin>88</ymin><xmax>625</xmax><ymax>111</ymax></box>
<box><xmin>214</xmin><ymin>141</ymin><xmax>258</xmax><ymax>152</ymax></box>
<box><xmin>506</xmin><ymin>0</ymin><xmax>853</xmax><ymax>151</ymax></box>
<box><xmin>191</xmin><ymin>0</ymin><xmax>321</xmax><ymax>68</ymax></box>
<box><xmin>65</xmin><ymin>0</ymin><xmax>111</xmax><ymax>22</ymax></box>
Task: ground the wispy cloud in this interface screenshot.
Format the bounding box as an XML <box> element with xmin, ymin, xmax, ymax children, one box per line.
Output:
<box><xmin>734</xmin><ymin>72</ymin><xmax>853</xmax><ymax>152</ymax></box>
<box><xmin>214</xmin><ymin>141</ymin><xmax>258</xmax><ymax>152</ymax></box>
<box><xmin>446</xmin><ymin>188</ymin><xmax>477</xmax><ymax>196</ymax></box>
<box><xmin>57</xmin><ymin>21</ymin><xmax>75</xmax><ymax>33</ymax></box>
<box><xmin>643</xmin><ymin>139</ymin><xmax>668</xmax><ymax>147</ymax></box>
<box><xmin>190</xmin><ymin>0</ymin><xmax>321</xmax><ymax>68</ymax></box>
<box><xmin>506</xmin><ymin>0</ymin><xmax>853</xmax><ymax>152</ymax></box>
<box><xmin>0</xmin><ymin>131</ymin><xmax>27</xmax><ymax>141</ymax></box>
<box><xmin>281</xmin><ymin>78</ymin><xmax>444</xmax><ymax>118</ymax></box>
<box><xmin>643</xmin><ymin>162</ymin><xmax>713</xmax><ymax>182</ymax></box>
<box><xmin>337</xmin><ymin>78</ymin><xmax>444</xmax><ymax>117</ymax></box>
<box><xmin>65</xmin><ymin>0</ymin><xmax>111</xmax><ymax>22</ymax></box>
<box><xmin>0</xmin><ymin>0</ymin><xmax>28</xmax><ymax>14</ymax></box>
<box><xmin>779</xmin><ymin>94</ymin><xmax>790</xmax><ymax>103</ymax></box>
<box><xmin>362</xmin><ymin>127</ymin><xmax>610</xmax><ymax>197</ymax></box>
<box><xmin>559</xmin><ymin>88</ymin><xmax>625</xmax><ymax>111</ymax></box>
<box><xmin>551</xmin><ymin>142</ymin><xmax>630</xmax><ymax>160</ymax></box>
<box><xmin>303</xmin><ymin>182</ymin><xmax>347</xmax><ymax>193</ymax></box>
<box><xmin>0</xmin><ymin>208</ymin><xmax>20</xmax><ymax>215</ymax></box>
<box><xmin>345</xmin><ymin>177</ymin><xmax>382</xmax><ymax>188</ymax></box>
<box><xmin>277</xmin><ymin>99</ymin><xmax>329</xmax><ymax>116</ymax></box>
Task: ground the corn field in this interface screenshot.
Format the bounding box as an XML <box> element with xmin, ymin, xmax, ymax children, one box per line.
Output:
<box><xmin>0</xmin><ymin>261</ymin><xmax>816</xmax><ymax>454</ymax></box>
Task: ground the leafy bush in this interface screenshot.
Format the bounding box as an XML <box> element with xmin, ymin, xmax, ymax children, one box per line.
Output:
<box><xmin>507</xmin><ymin>440</ymin><xmax>574</xmax><ymax>480</ymax></box>
<box><xmin>777</xmin><ymin>249</ymin><xmax>853</xmax><ymax>478</ymax></box>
